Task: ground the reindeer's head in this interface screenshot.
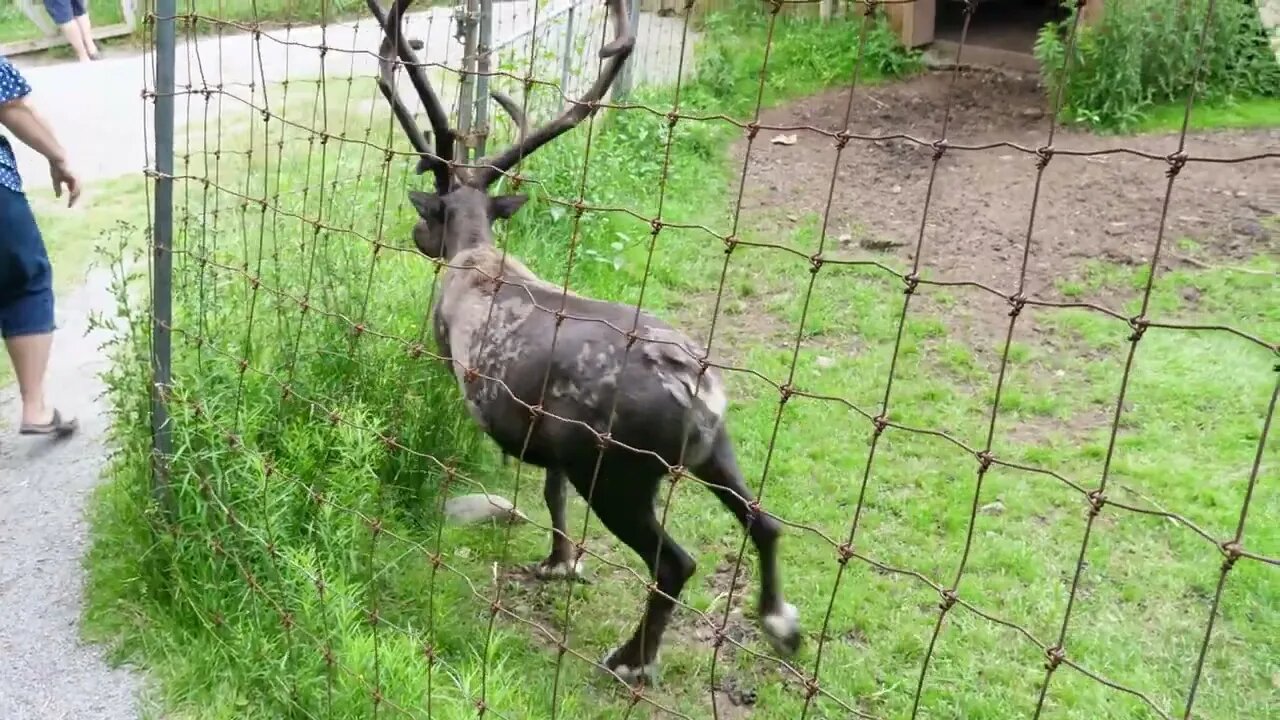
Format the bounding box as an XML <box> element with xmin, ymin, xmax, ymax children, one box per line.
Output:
<box><xmin>370</xmin><ymin>0</ymin><xmax>635</xmax><ymax>262</ymax></box>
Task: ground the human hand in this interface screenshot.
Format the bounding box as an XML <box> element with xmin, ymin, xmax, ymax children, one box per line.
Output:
<box><xmin>49</xmin><ymin>159</ymin><xmax>80</xmax><ymax>207</ymax></box>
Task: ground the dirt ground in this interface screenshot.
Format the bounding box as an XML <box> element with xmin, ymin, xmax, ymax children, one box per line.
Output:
<box><xmin>731</xmin><ymin>69</ymin><xmax>1279</xmax><ymax>323</ymax></box>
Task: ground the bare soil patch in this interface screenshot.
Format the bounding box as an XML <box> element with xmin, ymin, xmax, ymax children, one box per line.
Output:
<box><xmin>728</xmin><ymin>69</ymin><xmax>1279</xmax><ymax>342</ymax></box>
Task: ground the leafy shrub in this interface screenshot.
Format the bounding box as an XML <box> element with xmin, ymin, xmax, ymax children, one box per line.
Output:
<box><xmin>1034</xmin><ymin>0</ymin><xmax>1280</xmax><ymax>130</ymax></box>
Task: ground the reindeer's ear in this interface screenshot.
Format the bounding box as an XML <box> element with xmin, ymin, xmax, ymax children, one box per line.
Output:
<box><xmin>408</xmin><ymin>190</ymin><xmax>444</xmax><ymax>219</ymax></box>
<box><xmin>490</xmin><ymin>194</ymin><xmax>529</xmax><ymax>220</ymax></box>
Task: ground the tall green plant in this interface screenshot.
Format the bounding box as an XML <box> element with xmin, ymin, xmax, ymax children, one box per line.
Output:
<box><xmin>1035</xmin><ymin>0</ymin><xmax>1280</xmax><ymax>130</ymax></box>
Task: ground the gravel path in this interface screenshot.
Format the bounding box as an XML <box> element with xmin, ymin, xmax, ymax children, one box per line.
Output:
<box><xmin>0</xmin><ymin>4</ymin><xmax>695</xmax><ymax>718</ymax></box>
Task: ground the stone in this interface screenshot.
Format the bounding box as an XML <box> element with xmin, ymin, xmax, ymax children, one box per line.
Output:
<box><xmin>444</xmin><ymin>493</ymin><xmax>529</xmax><ymax>525</ymax></box>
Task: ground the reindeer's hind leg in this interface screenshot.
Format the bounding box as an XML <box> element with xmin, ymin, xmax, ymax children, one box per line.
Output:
<box><xmin>579</xmin><ymin>469</ymin><xmax>694</xmax><ymax>686</ymax></box>
<box><xmin>535</xmin><ymin>467</ymin><xmax>583</xmax><ymax>579</ymax></box>
<box><xmin>692</xmin><ymin>427</ymin><xmax>801</xmax><ymax>656</ymax></box>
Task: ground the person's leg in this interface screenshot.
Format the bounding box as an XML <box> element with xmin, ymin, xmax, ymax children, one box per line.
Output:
<box><xmin>42</xmin><ymin>0</ymin><xmax>91</xmax><ymax>62</ymax></box>
<box><xmin>0</xmin><ymin>186</ymin><xmax>76</xmax><ymax>435</ymax></box>
<box><xmin>6</xmin><ymin>331</ymin><xmax>54</xmax><ymax>425</ymax></box>
<box><xmin>72</xmin><ymin>1</ymin><xmax>99</xmax><ymax>59</ymax></box>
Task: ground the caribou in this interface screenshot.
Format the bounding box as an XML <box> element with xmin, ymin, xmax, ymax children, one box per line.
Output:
<box><xmin>368</xmin><ymin>0</ymin><xmax>801</xmax><ymax>684</ymax></box>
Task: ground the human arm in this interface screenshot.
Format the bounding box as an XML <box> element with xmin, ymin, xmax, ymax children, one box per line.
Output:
<box><xmin>0</xmin><ymin>57</ymin><xmax>79</xmax><ymax>206</ymax></box>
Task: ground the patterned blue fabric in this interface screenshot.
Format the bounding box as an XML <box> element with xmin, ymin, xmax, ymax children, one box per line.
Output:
<box><xmin>0</xmin><ymin>54</ymin><xmax>33</xmax><ymax>193</ymax></box>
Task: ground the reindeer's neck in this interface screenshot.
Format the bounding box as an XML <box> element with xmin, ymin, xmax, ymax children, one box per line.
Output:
<box><xmin>449</xmin><ymin>246</ymin><xmax>540</xmax><ymax>290</ymax></box>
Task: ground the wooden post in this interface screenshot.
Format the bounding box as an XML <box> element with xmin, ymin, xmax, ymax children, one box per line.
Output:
<box><xmin>1081</xmin><ymin>0</ymin><xmax>1105</xmax><ymax>25</ymax></box>
<box><xmin>885</xmin><ymin>0</ymin><xmax>935</xmax><ymax>48</ymax></box>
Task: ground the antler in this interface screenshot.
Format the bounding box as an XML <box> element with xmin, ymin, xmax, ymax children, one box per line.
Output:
<box><xmin>368</xmin><ymin>0</ymin><xmax>455</xmax><ymax>193</ymax></box>
<box><xmin>468</xmin><ymin>0</ymin><xmax>636</xmax><ymax>189</ymax></box>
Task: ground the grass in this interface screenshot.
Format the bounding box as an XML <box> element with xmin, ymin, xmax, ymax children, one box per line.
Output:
<box><xmin>1133</xmin><ymin>96</ymin><xmax>1280</xmax><ymax>134</ymax></box>
<box><xmin>62</xmin><ymin>5</ymin><xmax>1280</xmax><ymax>720</ymax></box>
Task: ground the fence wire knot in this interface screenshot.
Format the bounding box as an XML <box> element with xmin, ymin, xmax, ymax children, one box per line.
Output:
<box><xmin>903</xmin><ymin>273</ymin><xmax>920</xmax><ymax>295</ymax></box>
<box><xmin>930</xmin><ymin>139</ymin><xmax>949</xmax><ymax>161</ymax></box>
<box><xmin>1127</xmin><ymin>315</ymin><xmax>1149</xmax><ymax>342</ymax></box>
<box><xmin>1007</xmin><ymin>293</ymin><xmax>1026</xmax><ymax>318</ymax></box>
<box><xmin>975</xmin><ymin>450</ymin><xmax>994</xmax><ymax>472</ymax></box>
<box><xmin>872</xmin><ymin>414</ymin><xmax>889</xmax><ymax>436</ymax></box>
<box><xmin>1086</xmin><ymin>489</ymin><xmax>1106</xmax><ymax>517</ymax></box>
<box><xmin>1165</xmin><ymin>150</ymin><xmax>1189</xmax><ymax>178</ymax></box>
<box><xmin>809</xmin><ymin>253</ymin><xmax>824</xmax><ymax>274</ymax></box>
<box><xmin>1044</xmin><ymin>645</ymin><xmax>1065</xmax><ymax>671</ymax></box>
<box><xmin>938</xmin><ymin>588</ymin><xmax>958</xmax><ymax>612</ymax></box>
<box><xmin>711</xmin><ymin>624</ymin><xmax>727</xmax><ymax>649</ymax></box>
<box><xmin>836</xmin><ymin>542</ymin><xmax>855</xmax><ymax>565</ymax></box>
<box><xmin>745</xmin><ymin>122</ymin><xmax>760</xmax><ymax>141</ymax></box>
<box><xmin>1034</xmin><ymin>145</ymin><xmax>1054</xmax><ymax>170</ymax></box>
<box><xmin>834</xmin><ymin>129</ymin><xmax>852</xmax><ymax>150</ymax></box>
<box><xmin>778</xmin><ymin>383</ymin><xmax>796</xmax><ymax>405</ymax></box>
<box><xmin>1219</xmin><ymin>541</ymin><xmax>1242</xmax><ymax>571</ymax></box>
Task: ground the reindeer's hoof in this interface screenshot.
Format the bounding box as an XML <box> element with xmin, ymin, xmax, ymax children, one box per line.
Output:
<box><xmin>602</xmin><ymin>647</ymin><xmax>659</xmax><ymax>687</ymax></box>
<box><xmin>534</xmin><ymin>555</ymin><xmax>586</xmax><ymax>581</ymax></box>
<box><xmin>762</xmin><ymin>602</ymin><xmax>802</xmax><ymax>656</ymax></box>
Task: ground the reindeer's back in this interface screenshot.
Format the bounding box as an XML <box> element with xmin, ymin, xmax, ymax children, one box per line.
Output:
<box><xmin>441</xmin><ymin>252</ymin><xmax>727</xmax><ymax>470</ymax></box>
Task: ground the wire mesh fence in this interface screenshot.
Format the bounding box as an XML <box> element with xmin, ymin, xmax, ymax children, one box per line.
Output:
<box><xmin>124</xmin><ymin>0</ymin><xmax>1280</xmax><ymax>717</ymax></box>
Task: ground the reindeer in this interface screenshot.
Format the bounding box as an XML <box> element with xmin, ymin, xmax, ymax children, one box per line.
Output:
<box><xmin>368</xmin><ymin>0</ymin><xmax>801</xmax><ymax>684</ymax></box>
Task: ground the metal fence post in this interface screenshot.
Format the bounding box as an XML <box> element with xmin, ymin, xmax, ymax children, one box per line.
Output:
<box><xmin>614</xmin><ymin>0</ymin><xmax>641</xmax><ymax>100</ymax></box>
<box><xmin>475</xmin><ymin>0</ymin><xmax>493</xmax><ymax>157</ymax></box>
<box><xmin>151</xmin><ymin>0</ymin><xmax>177</xmax><ymax>517</ymax></box>
<box><xmin>455</xmin><ymin>0</ymin><xmax>481</xmax><ymax>162</ymax></box>
<box><xmin>560</xmin><ymin>3</ymin><xmax>576</xmax><ymax>107</ymax></box>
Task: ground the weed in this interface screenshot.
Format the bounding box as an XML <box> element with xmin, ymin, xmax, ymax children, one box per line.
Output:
<box><xmin>1034</xmin><ymin>0</ymin><xmax>1280</xmax><ymax>131</ymax></box>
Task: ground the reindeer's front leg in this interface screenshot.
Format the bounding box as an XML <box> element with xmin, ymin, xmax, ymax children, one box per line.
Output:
<box><xmin>535</xmin><ymin>467</ymin><xmax>583</xmax><ymax>579</ymax></box>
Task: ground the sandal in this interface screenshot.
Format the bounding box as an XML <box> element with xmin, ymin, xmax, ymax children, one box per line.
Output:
<box><xmin>20</xmin><ymin>408</ymin><xmax>79</xmax><ymax>437</ymax></box>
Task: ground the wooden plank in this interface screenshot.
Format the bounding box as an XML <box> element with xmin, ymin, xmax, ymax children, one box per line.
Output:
<box><xmin>17</xmin><ymin>0</ymin><xmax>58</xmax><ymax>37</ymax></box>
<box><xmin>1081</xmin><ymin>0</ymin><xmax>1104</xmax><ymax>25</ymax></box>
<box><xmin>0</xmin><ymin>22</ymin><xmax>135</xmax><ymax>58</ymax></box>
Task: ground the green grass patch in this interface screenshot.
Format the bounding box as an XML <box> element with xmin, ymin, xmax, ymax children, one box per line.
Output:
<box><xmin>80</xmin><ymin>6</ymin><xmax>1279</xmax><ymax>720</ymax></box>
<box><xmin>1131</xmin><ymin>95</ymin><xmax>1280</xmax><ymax>133</ymax></box>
